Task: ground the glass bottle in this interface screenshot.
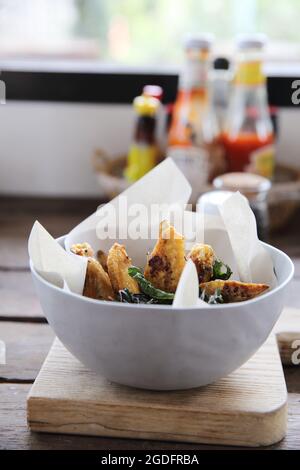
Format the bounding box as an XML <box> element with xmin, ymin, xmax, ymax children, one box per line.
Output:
<box><xmin>223</xmin><ymin>34</ymin><xmax>275</xmax><ymax>179</ymax></box>
<box><xmin>125</xmin><ymin>95</ymin><xmax>159</xmax><ymax>182</ymax></box>
<box><xmin>143</xmin><ymin>85</ymin><xmax>163</xmax><ymax>101</ymax></box>
<box><xmin>210</xmin><ymin>57</ymin><xmax>232</xmax><ymax>133</ymax></box>
<box><xmin>167</xmin><ymin>34</ymin><xmax>224</xmax><ymax>201</ymax></box>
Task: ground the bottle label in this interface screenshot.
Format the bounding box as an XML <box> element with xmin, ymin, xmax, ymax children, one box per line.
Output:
<box><xmin>246</xmin><ymin>144</ymin><xmax>275</xmax><ymax>178</ymax></box>
<box><xmin>125</xmin><ymin>144</ymin><xmax>158</xmax><ymax>182</ymax></box>
<box><xmin>235</xmin><ymin>61</ymin><xmax>265</xmax><ymax>86</ymax></box>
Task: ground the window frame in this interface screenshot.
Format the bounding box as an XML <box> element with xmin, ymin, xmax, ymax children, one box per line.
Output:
<box><xmin>0</xmin><ymin>59</ymin><xmax>299</xmax><ymax>107</ymax></box>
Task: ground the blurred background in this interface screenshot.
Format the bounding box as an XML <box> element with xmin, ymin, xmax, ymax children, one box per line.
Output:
<box><xmin>1</xmin><ymin>3</ymin><xmax>300</xmax><ymax>452</ymax></box>
<box><xmin>0</xmin><ymin>0</ymin><xmax>299</xmax><ymax>215</ymax></box>
<box><xmin>0</xmin><ymin>0</ymin><xmax>299</xmax><ymax>63</ymax></box>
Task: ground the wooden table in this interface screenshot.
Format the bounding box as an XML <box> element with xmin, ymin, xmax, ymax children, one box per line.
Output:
<box><xmin>0</xmin><ymin>198</ymin><xmax>299</xmax><ymax>450</ymax></box>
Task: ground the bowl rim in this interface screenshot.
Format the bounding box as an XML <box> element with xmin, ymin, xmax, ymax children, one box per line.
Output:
<box><xmin>29</xmin><ymin>235</ymin><xmax>294</xmax><ymax>311</ymax></box>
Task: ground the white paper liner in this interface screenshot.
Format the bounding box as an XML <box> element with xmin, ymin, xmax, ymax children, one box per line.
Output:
<box><xmin>171</xmin><ymin>192</ymin><xmax>276</xmax><ymax>308</ymax></box>
<box><xmin>64</xmin><ymin>158</ymin><xmax>201</xmax><ymax>268</ymax></box>
<box><xmin>173</xmin><ymin>260</ymin><xmax>207</xmax><ymax>308</ymax></box>
<box><xmin>65</xmin><ymin>158</ymin><xmax>192</xmax><ymax>252</ymax></box>
<box><xmin>220</xmin><ymin>192</ymin><xmax>277</xmax><ymax>287</ymax></box>
<box><xmin>28</xmin><ymin>221</ymin><xmax>87</xmax><ymax>295</ymax></box>
<box><xmin>28</xmin><ymin>160</ymin><xmax>276</xmax><ymax>307</ymax></box>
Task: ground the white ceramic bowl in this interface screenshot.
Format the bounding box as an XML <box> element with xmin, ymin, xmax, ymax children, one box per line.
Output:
<box><xmin>30</xmin><ymin>236</ymin><xmax>294</xmax><ymax>391</ymax></box>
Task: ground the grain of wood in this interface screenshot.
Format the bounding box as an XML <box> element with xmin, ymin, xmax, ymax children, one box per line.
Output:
<box><xmin>27</xmin><ymin>335</ymin><xmax>288</xmax><ymax>447</ymax></box>
<box><xmin>0</xmin><ymin>213</ymin><xmax>86</xmax><ymax>269</ymax></box>
<box><xmin>0</xmin><ymin>271</ymin><xmax>44</xmax><ymax>320</ymax></box>
<box><xmin>276</xmin><ymin>394</ymin><xmax>300</xmax><ymax>450</ymax></box>
<box><xmin>0</xmin><ymin>322</ymin><xmax>54</xmax><ymax>382</ymax></box>
<box><xmin>284</xmin><ymin>368</ymin><xmax>300</xmax><ymax>393</ymax></box>
<box><xmin>1</xmin><ymin>383</ymin><xmax>148</xmax><ymax>450</ymax></box>
<box><xmin>2</xmin><ymin>384</ymin><xmax>300</xmax><ymax>450</ymax></box>
<box><xmin>0</xmin><ymin>383</ymin><xmax>245</xmax><ymax>450</ymax></box>
<box><xmin>0</xmin><ymin>201</ymin><xmax>299</xmax><ymax>449</ymax></box>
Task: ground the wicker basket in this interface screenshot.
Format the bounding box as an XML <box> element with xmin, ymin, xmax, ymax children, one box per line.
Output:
<box><xmin>92</xmin><ymin>149</ymin><xmax>300</xmax><ymax>231</ymax></box>
<box><xmin>268</xmin><ymin>165</ymin><xmax>300</xmax><ymax>230</ymax></box>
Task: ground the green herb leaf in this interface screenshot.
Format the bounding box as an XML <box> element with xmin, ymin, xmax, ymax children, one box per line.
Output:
<box><xmin>118</xmin><ymin>288</ymin><xmax>157</xmax><ymax>304</ymax></box>
<box><xmin>128</xmin><ymin>266</ymin><xmax>143</xmax><ymax>277</ymax></box>
<box><xmin>212</xmin><ymin>260</ymin><xmax>232</xmax><ymax>281</ymax></box>
<box><xmin>128</xmin><ymin>266</ymin><xmax>175</xmax><ymax>301</ymax></box>
<box><xmin>200</xmin><ymin>287</ymin><xmax>224</xmax><ymax>304</ymax></box>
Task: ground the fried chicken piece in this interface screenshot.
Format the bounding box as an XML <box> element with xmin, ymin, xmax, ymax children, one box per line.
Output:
<box><xmin>96</xmin><ymin>249</ymin><xmax>108</xmax><ymax>272</ymax></box>
<box><xmin>200</xmin><ymin>280</ymin><xmax>269</xmax><ymax>303</ymax></box>
<box><xmin>84</xmin><ymin>258</ymin><xmax>115</xmax><ymax>301</ymax></box>
<box><xmin>71</xmin><ymin>242</ymin><xmax>94</xmax><ymax>257</ymax></box>
<box><xmin>107</xmin><ymin>243</ymin><xmax>140</xmax><ymax>294</ymax></box>
<box><xmin>71</xmin><ymin>242</ymin><xmax>114</xmax><ymax>300</ymax></box>
<box><xmin>187</xmin><ymin>243</ymin><xmax>216</xmax><ymax>283</ymax></box>
<box><xmin>144</xmin><ymin>220</ymin><xmax>186</xmax><ymax>293</ymax></box>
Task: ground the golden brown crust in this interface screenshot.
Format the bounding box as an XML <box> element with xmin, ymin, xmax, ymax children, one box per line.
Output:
<box><xmin>83</xmin><ymin>258</ymin><xmax>115</xmax><ymax>301</ymax></box>
<box><xmin>200</xmin><ymin>280</ymin><xmax>269</xmax><ymax>303</ymax></box>
<box><xmin>71</xmin><ymin>242</ymin><xmax>94</xmax><ymax>257</ymax></box>
<box><xmin>187</xmin><ymin>243</ymin><xmax>215</xmax><ymax>283</ymax></box>
<box><xmin>144</xmin><ymin>220</ymin><xmax>186</xmax><ymax>293</ymax></box>
<box><xmin>96</xmin><ymin>249</ymin><xmax>108</xmax><ymax>272</ymax></box>
<box><xmin>107</xmin><ymin>243</ymin><xmax>140</xmax><ymax>294</ymax></box>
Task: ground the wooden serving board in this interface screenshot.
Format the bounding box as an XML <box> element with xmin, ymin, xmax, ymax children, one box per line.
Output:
<box><xmin>27</xmin><ymin>307</ymin><xmax>300</xmax><ymax>448</ymax></box>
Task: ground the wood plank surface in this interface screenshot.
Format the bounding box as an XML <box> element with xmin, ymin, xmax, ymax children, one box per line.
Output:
<box><xmin>27</xmin><ymin>335</ymin><xmax>288</xmax><ymax>448</ymax></box>
<box><xmin>284</xmin><ymin>368</ymin><xmax>300</xmax><ymax>393</ymax></box>
<box><xmin>2</xmin><ymin>383</ymin><xmax>300</xmax><ymax>450</ymax></box>
<box><xmin>0</xmin><ymin>214</ymin><xmax>85</xmax><ymax>270</ymax></box>
<box><xmin>0</xmin><ymin>272</ymin><xmax>44</xmax><ymax>320</ymax></box>
<box><xmin>0</xmin><ymin>199</ymin><xmax>299</xmax><ymax>450</ymax></box>
<box><xmin>0</xmin><ymin>322</ymin><xmax>54</xmax><ymax>382</ymax></box>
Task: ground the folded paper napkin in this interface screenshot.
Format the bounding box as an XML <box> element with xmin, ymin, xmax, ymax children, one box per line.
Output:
<box><xmin>28</xmin><ymin>221</ymin><xmax>87</xmax><ymax>295</ymax></box>
<box><xmin>220</xmin><ymin>192</ymin><xmax>276</xmax><ymax>287</ymax></box>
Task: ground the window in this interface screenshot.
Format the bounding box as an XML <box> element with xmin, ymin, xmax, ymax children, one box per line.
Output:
<box><xmin>0</xmin><ymin>0</ymin><xmax>299</xmax><ymax>64</ymax></box>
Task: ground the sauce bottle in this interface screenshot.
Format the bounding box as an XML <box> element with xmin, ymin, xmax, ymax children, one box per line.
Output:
<box><xmin>210</xmin><ymin>57</ymin><xmax>232</xmax><ymax>133</ymax></box>
<box><xmin>143</xmin><ymin>85</ymin><xmax>163</xmax><ymax>101</ymax></box>
<box><xmin>125</xmin><ymin>95</ymin><xmax>160</xmax><ymax>182</ymax></box>
<box><xmin>167</xmin><ymin>34</ymin><xmax>224</xmax><ymax>200</ymax></box>
<box><xmin>223</xmin><ymin>35</ymin><xmax>275</xmax><ymax>178</ymax></box>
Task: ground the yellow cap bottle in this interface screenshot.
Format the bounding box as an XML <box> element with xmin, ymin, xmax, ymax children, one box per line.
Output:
<box><xmin>125</xmin><ymin>95</ymin><xmax>160</xmax><ymax>182</ymax></box>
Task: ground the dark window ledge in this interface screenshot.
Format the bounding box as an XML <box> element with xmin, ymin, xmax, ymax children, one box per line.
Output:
<box><xmin>0</xmin><ymin>59</ymin><xmax>299</xmax><ymax>107</ymax></box>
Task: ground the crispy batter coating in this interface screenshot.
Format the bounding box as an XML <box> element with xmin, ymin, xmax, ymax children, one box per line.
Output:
<box><xmin>107</xmin><ymin>243</ymin><xmax>140</xmax><ymax>294</ymax></box>
<box><xmin>96</xmin><ymin>249</ymin><xmax>108</xmax><ymax>272</ymax></box>
<box><xmin>84</xmin><ymin>258</ymin><xmax>115</xmax><ymax>301</ymax></box>
<box><xmin>71</xmin><ymin>242</ymin><xmax>114</xmax><ymax>300</ymax></box>
<box><xmin>144</xmin><ymin>220</ymin><xmax>186</xmax><ymax>293</ymax></box>
<box><xmin>200</xmin><ymin>280</ymin><xmax>269</xmax><ymax>303</ymax></box>
<box><xmin>187</xmin><ymin>243</ymin><xmax>215</xmax><ymax>283</ymax></box>
<box><xmin>71</xmin><ymin>242</ymin><xmax>94</xmax><ymax>257</ymax></box>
